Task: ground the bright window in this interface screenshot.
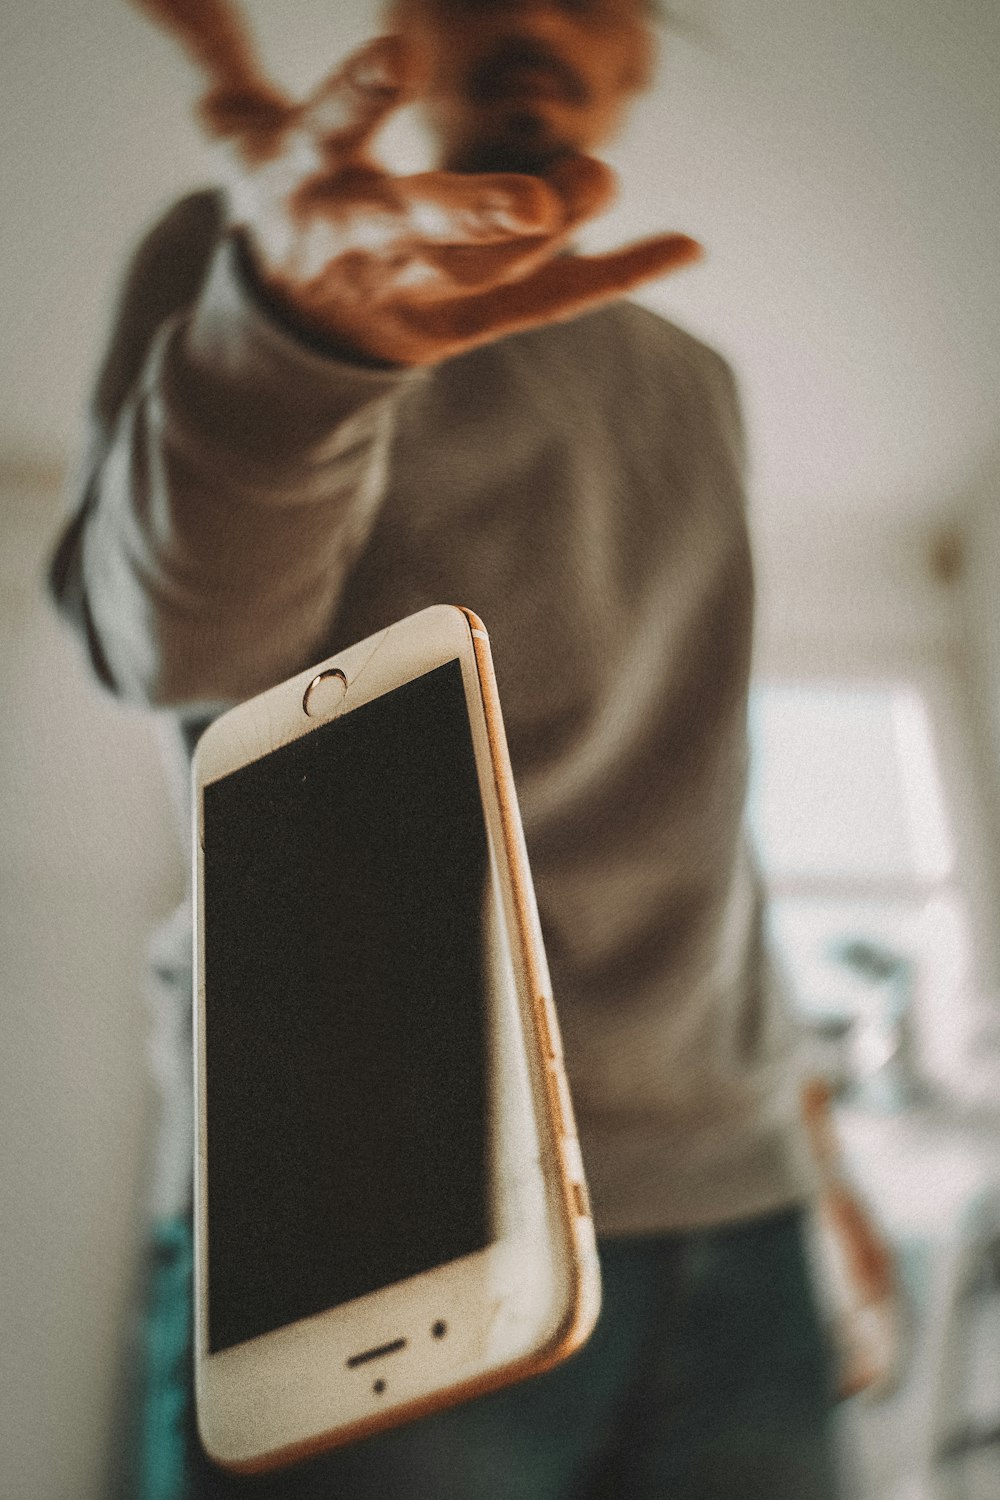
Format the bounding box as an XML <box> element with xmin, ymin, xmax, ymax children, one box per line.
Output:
<box><xmin>748</xmin><ymin>681</ymin><xmax>969</xmax><ymax>1098</ymax></box>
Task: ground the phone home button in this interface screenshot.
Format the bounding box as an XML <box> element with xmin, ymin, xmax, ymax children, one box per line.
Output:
<box><xmin>303</xmin><ymin>669</ymin><xmax>348</xmax><ymax>718</ymax></box>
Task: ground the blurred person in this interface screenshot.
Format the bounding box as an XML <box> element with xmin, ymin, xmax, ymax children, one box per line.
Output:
<box><xmin>50</xmin><ymin>0</ymin><xmax>846</xmax><ymax>1494</ymax></box>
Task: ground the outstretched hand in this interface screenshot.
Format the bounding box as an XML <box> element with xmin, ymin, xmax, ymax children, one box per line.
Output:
<box><xmin>131</xmin><ymin>0</ymin><xmax>702</xmax><ymax>366</ymax></box>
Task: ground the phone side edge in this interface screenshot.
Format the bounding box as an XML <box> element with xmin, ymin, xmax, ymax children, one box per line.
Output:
<box><xmin>458</xmin><ymin>606</ymin><xmax>602</xmax><ymax>1365</ymax></box>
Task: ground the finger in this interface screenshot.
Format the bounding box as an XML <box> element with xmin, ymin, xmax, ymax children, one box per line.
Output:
<box><xmin>396</xmin><ymin>235</ymin><xmax>704</xmax><ymax>346</ymax></box>
<box><xmin>396</xmin><ymin>171</ymin><xmax>564</xmax><ymax>241</ymax></box>
<box><xmin>400</xmin><ymin>158</ymin><xmax>616</xmax><ymax>294</ymax></box>
<box><xmin>396</xmin><ymin>236</ymin><xmax>556</xmax><ymax>295</ymax></box>
<box><xmin>292</xmin><ymin>167</ymin><xmax>564</xmax><ymax>246</ymax></box>
<box><xmin>400</xmin><ymin>159</ymin><xmax>615</xmax><ymax>298</ymax></box>
<box><xmin>542</xmin><ymin>154</ymin><xmax>618</xmax><ymax>231</ymax></box>
<box><xmin>198</xmin><ymin>83</ymin><xmax>294</xmax><ymax>159</ymax></box>
<box><xmin>302</xmin><ymin>37</ymin><xmax>413</xmax><ymax>159</ymax></box>
<box><xmin>129</xmin><ymin>0</ymin><xmax>268</xmax><ymax>94</ymax></box>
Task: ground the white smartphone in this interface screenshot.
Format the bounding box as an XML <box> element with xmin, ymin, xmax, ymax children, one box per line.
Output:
<box><xmin>192</xmin><ymin>604</ymin><xmax>600</xmax><ymax>1474</ymax></box>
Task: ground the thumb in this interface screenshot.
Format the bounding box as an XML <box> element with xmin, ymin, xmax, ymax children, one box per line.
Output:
<box><xmin>402</xmin><ymin>234</ymin><xmax>703</xmax><ymax>350</ymax></box>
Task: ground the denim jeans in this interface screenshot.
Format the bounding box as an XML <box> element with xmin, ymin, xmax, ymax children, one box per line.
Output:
<box><xmin>139</xmin><ymin>1207</ymin><xmax>840</xmax><ymax>1500</ymax></box>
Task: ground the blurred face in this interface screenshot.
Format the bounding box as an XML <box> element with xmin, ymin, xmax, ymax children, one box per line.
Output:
<box><xmin>386</xmin><ymin>0</ymin><xmax>656</xmax><ymax>172</ymax></box>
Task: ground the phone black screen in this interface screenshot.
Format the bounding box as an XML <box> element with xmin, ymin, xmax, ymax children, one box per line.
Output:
<box><xmin>202</xmin><ymin>659</ymin><xmax>491</xmax><ymax>1353</ymax></box>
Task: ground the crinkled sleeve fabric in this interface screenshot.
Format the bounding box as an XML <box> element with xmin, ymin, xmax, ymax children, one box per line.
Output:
<box><xmin>49</xmin><ymin>192</ymin><xmax>425</xmax><ymax>711</ymax></box>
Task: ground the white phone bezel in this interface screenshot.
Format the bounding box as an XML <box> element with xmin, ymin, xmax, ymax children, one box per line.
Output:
<box><xmin>192</xmin><ymin>605</ymin><xmax>599</xmax><ymax>1473</ymax></box>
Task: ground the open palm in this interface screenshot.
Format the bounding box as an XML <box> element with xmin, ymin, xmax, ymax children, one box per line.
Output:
<box><xmin>131</xmin><ymin>0</ymin><xmax>701</xmax><ymax>365</ymax></box>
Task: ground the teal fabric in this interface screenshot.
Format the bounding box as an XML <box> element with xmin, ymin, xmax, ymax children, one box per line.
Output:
<box><xmin>136</xmin><ymin>1218</ymin><xmax>194</xmax><ymax>1500</ymax></box>
<box><xmin>138</xmin><ymin>1208</ymin><xmax>839</xmax><ymax>1499</ymax></box>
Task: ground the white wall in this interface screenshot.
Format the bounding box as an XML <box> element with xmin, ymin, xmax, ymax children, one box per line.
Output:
<box><xmin>0</xmin><ymin>464</ymin><xmax>184</xmax><ymax>1500</ymax></box>
<box><xmin>959</xmin><ymin>455</ymin><xmax>1000</xmax><ymax>818</ymax></box>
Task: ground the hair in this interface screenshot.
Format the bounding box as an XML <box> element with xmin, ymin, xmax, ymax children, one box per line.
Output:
<box><xmin>388</xmin><ymin>0</ymin><xmax>675</xmax><ymax>19</ymax></box>
<box><xmin>382</xmin><ymin>0</ymin><xmax>703</xmax><ymax>51</ymax></box>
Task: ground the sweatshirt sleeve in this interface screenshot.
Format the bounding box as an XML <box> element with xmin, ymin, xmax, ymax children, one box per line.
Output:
<box><xmin>49</xmin><ymin>192</ymin><xmax>424</xmax><ymax>710</ymax></box>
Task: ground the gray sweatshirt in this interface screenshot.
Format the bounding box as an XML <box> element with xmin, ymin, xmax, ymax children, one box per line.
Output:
<box><xmin>51</xmin><ymin>191</ymin><xmax>814</xmax><ymax>1234</ymax></box>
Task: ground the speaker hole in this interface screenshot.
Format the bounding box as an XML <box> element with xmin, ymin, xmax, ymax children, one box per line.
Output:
<box><xmin>372</xmin><ymin>1378</ymin><xmax>386</xmax><ymax>1396</ymax></box>
<box><xmin>431</xmin><ymin>1320</ymin><xmax>447</xmax><ymax>1339</ymax></box>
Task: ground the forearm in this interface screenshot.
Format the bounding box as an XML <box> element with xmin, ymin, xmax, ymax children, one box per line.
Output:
<box><xmin>55</xmin><ymin>232</ymin><xmax>422</xmax><ymax>708</ymax></box>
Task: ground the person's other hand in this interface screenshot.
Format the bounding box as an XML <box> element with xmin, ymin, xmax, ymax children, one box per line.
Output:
<box><xmin>802</xmin><ymin>1079</ymin><xmax>902</xmax><ymax>1400</ymax></box>
<box><xmin>130</xmin><ymin>0</ymin><xmax>701</xmax><ymax>365</ymax></box>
